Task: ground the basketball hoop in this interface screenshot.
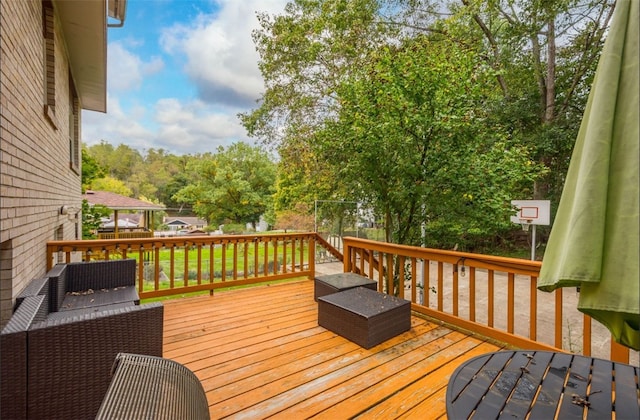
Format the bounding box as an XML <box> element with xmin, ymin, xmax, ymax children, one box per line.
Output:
<box><xmin>511</xmin><ymin>200</ymin><xmax>550</xmax><ymax>261</ymax></box>
<box><xmin>520</xmin><ymin>219</ymin><xmax>532</xmax><ymax>232</ymax></box>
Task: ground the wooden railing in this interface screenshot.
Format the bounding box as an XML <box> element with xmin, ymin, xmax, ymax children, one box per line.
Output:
<box><xmin>97</xmin><ymin>231</ymin><xmax>155</xmax><ymax>240</ymax></box>
<box><xmin>47</xmin><ymin>233</ymin><xmax>319</xmax><ymax>299</ymax></box>
<box><xmin>45</xmin><ymin>233</ymin><xmax>635</xmax><ymax>363</ymax></box>
<box><xmin>343</xmin><ymin>237</ymin><xmax>635</xmax><ymax>364</ymax></box>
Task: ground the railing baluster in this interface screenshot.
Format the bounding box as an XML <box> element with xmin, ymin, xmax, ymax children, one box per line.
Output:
<box><xmin>469</xmin><ymin>267</ymin><xmax>476</xmax><ymax>322</ymax></box>
<box><xmin>488</xmin><ymin>270</ymin><xmax>494</xmax><ymax>327</ymax></box>
<box><xmin>273</xmin><ymin>239</ymin><xmax>278</xmax><ymax>275</ymax></box>
<box><xmin>530</xmin><ymin>276</ymin><xmax>537</xmax><ymax>341</ymax></box>
<box><xmin>282</xmin><ymin>239</ymin><xmax>287</xmax><ymax>275</ymax></box>
<box><xmin>197</xmin><ymin>243</ymin><xmax>203</xmax><ymax>284</ymax></box>
<box><xmin>221</xmin><ymin>242</ymin><xmax>227</xmax><ymax>282</ymax></box>
<box><xmin>254</xmin><ymin>239</ymin><xmax>260</xmax><ymax>278</ymax></box>
<box><xmin>411</xmin><ymin>258</ymin><xmax>417</xmax><ymax>303</ymax></box>
<box><xmin>290</xmin><ymin>238</ymin><xmax>296</xmax><ymax>273</ymax></box>
<box><xmin>183</xmin><ymin>243</ymin><xmax>189</xmax><ymax>287</ymax></box>
<box><xmin>154</xmin><ymin>245</ymin><xmax>160</xmax><ymax>291</ymax></box>
<box><xmin>583</xmin><ymin>314</ymin><xmax>591</xmax><ymax>356</ymax></box>
<box><xmin>555</xmin><ymin>288</ymin><xmax>563</xmax><ymax>348</ymax></box>
<box><xmin>169</xmin><ymin>245</ymin><xmax>175</xmax><ymax>289</ymax></box>
<box><xmin>437</xmin><ymin>262</ymin><xmax>444</xmax><ymax>312</ymax></box>
<box><xmin>263</xmin><ymin>239</ymin><xmax>268</xmax><ymax>276</ymax></box>
<box><xmin>299</xmin><ymin>237</ymin><xmax>304</xmax><ymax>272</ymax></box>
<box><xmin>453</xmin><ymin>263</ymin><xmax>459</xmax><ymax>316</ymax></box>
<box><xmin>424</xmin><ymin>259</ymin><xmax>430</xmax><ymax>307</ymax></box>
<box><xmin>233</xmin><ymin>242</ymin><xmax>238</xmax><ymax>280</ymax></box>
<box><xmin>398</xmin><ymin>256</ymin><xmax>406</xmax><ymax>297</ymax></box>
<box><xmin>209</xmin><ymin>243</ymin><xmax>215</xmax><ymax>293</ymax></box>
<box><xmin>386</xmin><ymin>253</ymin><xmax>393</xmax><ymax>295</ymax></box>
<box><xmin>507</xmin><ymin>273</ymin><xmax>515</xmax><ymax>333</ymax></box>
<box><xmin>377</xmin><ymin>252</ymin><xmax>384</xmax><ymax>291</ymax></box>
<box><xmin>244</xmin><ymin>241</ymin><xmax>250</xmax><ymax>278</ymax></box>
<box><xmin>137</xmin><ymin>245</ymin><xmax>144</xmax><ymax>293</ymax></box>
<box><xmin>610</xmin><ymin>339</ymin><xmax>629</xmax><ymax>363</ymax></box>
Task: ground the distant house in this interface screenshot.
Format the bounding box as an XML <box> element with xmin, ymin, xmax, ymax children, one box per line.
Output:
<box><xmin>164</xmin><ymin>217</ymin><xmax>208</xmax><ymax>232</ymax></box>
<box><xmin>0</xmin><ymin>1</ymin><xmax>126</xmax><ymax>326</ymax></box>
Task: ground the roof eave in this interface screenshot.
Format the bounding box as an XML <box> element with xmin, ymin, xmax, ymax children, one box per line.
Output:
<box><xmin>54</xmin><ymin>0</ymin><xmax>110</xmax><ymax>113</ymax></box>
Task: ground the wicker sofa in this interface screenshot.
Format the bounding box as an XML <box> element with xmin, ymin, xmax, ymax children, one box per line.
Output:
<box><xmin>0</xmin><ymin>259</ymin><xmax>164</xmax><ymax>419</ymax></box>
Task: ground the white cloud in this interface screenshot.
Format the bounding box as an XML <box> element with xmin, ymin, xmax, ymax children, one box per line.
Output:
<box><xmin>83</xmin><ymin>0</ymin><xmax>288</xmax><ymax>156</ymax></box>
<box><xmin>107</xmin><ymin>42</ymin><xmax>164</xmax><ymax>92</ymax></box>
<box><xmin>83</xmin><ymin>96</ymin><xmax>250</xmax><ymax>155</ymax></box>
<box><xmin>153</xmin><ymin>98</ymin><xmax>249</xmax><ymax>153</ymax></box>
<box><xmin>82</xmin><ymin>96</ymin><xmax>156</xmax><ymax>150</ymax></box>
<box><xmin>160</xmin><ymin>0</ymin><xmax>287</xmax><ymax>108</ymax></box>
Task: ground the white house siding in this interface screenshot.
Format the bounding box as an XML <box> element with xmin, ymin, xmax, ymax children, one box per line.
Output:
<box><xmin>0</xmin><ymin>0</ymin><xmax>82</xmax><ymax>326</ymax></box>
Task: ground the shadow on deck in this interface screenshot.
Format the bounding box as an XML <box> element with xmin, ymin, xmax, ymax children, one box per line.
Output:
<box><xmin>162</xmin><ymin>278</ymin><xmax>505</xmax><ymax>419</ymax></box>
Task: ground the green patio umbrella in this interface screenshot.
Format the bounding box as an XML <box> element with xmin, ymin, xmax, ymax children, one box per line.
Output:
<box><xmin>538</xmin><ymin>0</ymin><xmax>639</xmax><ymax>350</ymax></box>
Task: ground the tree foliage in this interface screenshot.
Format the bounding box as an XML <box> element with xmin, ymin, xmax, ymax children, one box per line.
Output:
<box><xmin>81</xmin><ymin>199</ymin><xmax>110</xmax><ymax>239</ymax></box>
<box><xmin>321</xmin><ymin>34</ymin><xmax>545</xmax><ymax>246</ymax></box>
<box><xmin>275</xmin><ymin>203</ymin><xmax>315</xmax><ymax>232</ymax></box>
<box><xmin>172</xmin><ymin>143</ymin><xmax>276</xmax><ymax>226</ymax></box>
<box><xmin>243</xmin><ymin>0</ymin><xmax>613</xmax><ymax>248</ymax></box>
<box><xmin>448</xmin><ymin>0</ymin><xmax>615</xmax><ymax>202</ymax></box>
<box><xmin>81</xmin><ymin>148</ymin><xmax>105</xmax><ymax>193</ymax></box>
<box><xmin>89</xmin><ymin>176</ymin><xmax>133</xmax><ymax>197</ymax></box>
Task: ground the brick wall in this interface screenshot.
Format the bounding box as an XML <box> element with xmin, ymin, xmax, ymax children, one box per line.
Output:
<box><xmin>0</xmin><ymin>0</ymin><xmax>82</xmax><ymax>326</ymax></box>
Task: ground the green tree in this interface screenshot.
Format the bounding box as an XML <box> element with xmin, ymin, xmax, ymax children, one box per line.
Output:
<box><xmin>81</xmin><ymin>199</ymin><xmax>110</xmax><ymax>239</ymax></box>
<box><xmin>90</xmin><ymin>176</ymin><xmax>133</xmax><ymax>197</ymax></box>
<box><xmin>241</xmin><ymin>0</ymin><xmax>390</xmax><ymax>146</ymax></box>
<box><xmin>86</xmin><ymin>141</ymin><xmax>143</xmax><ymax>181</ymax></box>
<box><xmin>173</xmin><ymin>143</ymin><xmax>276</xmax><ymax>227</ymax></box>
<box><xmin>448</xmin><ymin>0</ymin><xmax>614</xmax><ymax>202</ymax></box>
<box><xmin>275</xmin><ymin>203</ymin><xmax>315</xmax><ymax>232</ymax></box>
<box><xmin>81</xmin><ymin>148</ymin><xmax>105</xmax><ymax>192</ymax></box>
<box><xmin>156</xmin><ymin>154</ymin><xmax>199</xmax><ymax>212</ymax></box>
<box><xmin>322</xmin><ymin>35</ymin><xmax>545</xmax><ymax>247</ymax></box>
<box><xmin>241</xmin><ymin>0</ymin><xmax>393</xmax><ymax>213</ymax></box>
<box><xmin>246</xmin><ymin>0</ymin><xmax>612</xmax><ymax>248</ymax></box>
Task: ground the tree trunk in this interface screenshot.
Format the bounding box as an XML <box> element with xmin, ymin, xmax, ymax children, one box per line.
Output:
<box><xmin>535</xmin><ymin>17</ymin><xmax>557</xmax><ymax>200</ymax></box>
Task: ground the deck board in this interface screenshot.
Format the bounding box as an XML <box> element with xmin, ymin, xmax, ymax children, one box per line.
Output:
<box><xmin>162</xmin><ymin>279</ymin><xmax>504</xmax><ymax>419</ymax></box>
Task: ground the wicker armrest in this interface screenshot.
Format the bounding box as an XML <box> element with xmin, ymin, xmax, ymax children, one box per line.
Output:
<box><xmin>96</xmin><ymin>353</ymin><xmax>210</xmax><ymax>420</ymax></box>
<box><xmin>1</xmin><ymin>295</ymin><xmax>48</xmax><ymax>419</ymax></box>
<box><xmin>26</xmin><ymin>302</ymin><xmax>164</xmax><ymax>419</ymax></box>
<box><xmin>15</xmin><ymin>277</ymin><xmax>49</xmax><ymax>309</ymax></box>
<box><xmin>46</xmin><ymin>260</ymin><xmax>138</xmax><ymax>312</ymax></box>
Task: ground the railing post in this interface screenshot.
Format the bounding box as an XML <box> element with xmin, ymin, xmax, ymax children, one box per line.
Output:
<box><xmin>46</xmin><ymin>244</ymin><xmax>54</xmax><ymax>270</ymax></box>
<box><xmin>343</xmin><ymin>238</ymin><xmax>352</xmax><ymax>273</ymax></box>
<box><xmin>308</xmin><ymin>235</ymin><xmax>315</xmax><ymax>280</ymax></box>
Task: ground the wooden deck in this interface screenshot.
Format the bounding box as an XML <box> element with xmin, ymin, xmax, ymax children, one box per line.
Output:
<box><xmin>162</xmin><ymin>280</ymin><xmax>505</xmax><ymax>419</ymax></box>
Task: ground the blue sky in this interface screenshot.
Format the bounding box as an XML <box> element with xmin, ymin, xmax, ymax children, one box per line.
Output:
<box><xmin>82</xmin><ymin>0</ymin><xmax>287</xmax><ymax>155</ymax></box>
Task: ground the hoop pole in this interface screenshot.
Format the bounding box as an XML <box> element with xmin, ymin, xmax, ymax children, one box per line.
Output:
<box><xmin>531</xmin><ymin>224</ymin><xmax>536</xmax><ymax>260</ymax></box>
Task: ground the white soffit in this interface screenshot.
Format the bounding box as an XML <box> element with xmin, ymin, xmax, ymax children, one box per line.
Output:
<box><xmin>55</xmin><ymin>0</ymin><xmax>107</xmax><ymax>112</ymax></box>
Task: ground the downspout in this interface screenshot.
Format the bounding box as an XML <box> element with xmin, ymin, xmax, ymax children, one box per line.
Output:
<box><xmin>107</xmin><ymin>0</ymin><xmax>126</xmax><ymax>27</ymax></box>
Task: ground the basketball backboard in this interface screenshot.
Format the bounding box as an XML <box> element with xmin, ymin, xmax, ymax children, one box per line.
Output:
<box><xmin>510</xmin><ymin>200</ymin><xmax>551</xmax><ymax>226</ymax></box>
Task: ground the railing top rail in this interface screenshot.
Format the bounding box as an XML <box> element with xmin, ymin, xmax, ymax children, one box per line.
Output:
<box><xmin>343</xmin><ymin>236</ymin><xmax>541</xmax><ymax>276</ymax></box>
<box><xmin>47</xmin><ymin>232</ymin><xmax>319</xmax><ymax>248</ymax></box>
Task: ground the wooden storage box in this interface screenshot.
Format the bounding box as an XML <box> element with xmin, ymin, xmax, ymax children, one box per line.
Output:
<box><xmin>314</xmin><ymin>273</ymin><xmax>377</xmax><ymax>301</ymax></box>
<box><xmin>318</xmin><ymin>287</ymin><xmax>411</xmax><ymax>349</ymax></box>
